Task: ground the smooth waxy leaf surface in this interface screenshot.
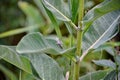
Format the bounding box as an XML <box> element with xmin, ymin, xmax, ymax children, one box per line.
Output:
<box><xmin>0</xmin><ymin>45</ymin><xmax>32</xmax><ymax>74</ymax></box>
<box><xmin>79</xmin><ymin>70</ymin><xmax>109</xmax><ymax>80</ymax></box>
<box><xmin>26</xmin><ymin>53</ymin><xmax>65</xmax><ymax>80</ymax></box>
<box><xmin>93</xmin><ymin>60</ymin><xmax>116</xmax><ymax>69</ymax></box>
<box><xmin>16</xmin><ymin>32</ymin><xmax>75</xmax><ymax>55</ymax></box>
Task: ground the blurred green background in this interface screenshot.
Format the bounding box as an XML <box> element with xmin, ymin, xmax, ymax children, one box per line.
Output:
<box><xmin>0</xmin><ymin>0</ymin><xmax>103</xmax><ymax>45</ymax></box>
<box><xmin>0</xmin><ymin>0</ymin><xmax>33</xmax><ymax>45</ymax></box>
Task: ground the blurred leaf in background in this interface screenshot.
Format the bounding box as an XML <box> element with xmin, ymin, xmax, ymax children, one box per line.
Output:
<box><xmin>0</xmin><ymin>0</ymin><xmax>32</xmax><ymax>45</ymax></box>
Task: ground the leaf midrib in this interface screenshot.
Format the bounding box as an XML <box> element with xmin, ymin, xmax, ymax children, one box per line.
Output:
<box><xmin>44</xmin><ymin>0</ymin><xmax>70</xmax><ymax>21</ymax></box>
<box><xmin>80</xmin><ymin>15</ymin><xmax>120</xmax><ymax>61</ymax></box>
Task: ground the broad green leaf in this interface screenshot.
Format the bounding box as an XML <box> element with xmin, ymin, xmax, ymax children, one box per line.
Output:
<box><xmin>34</xmin><ymin>0</ymin><xmax>61</xmax><ymax>35</ymax></box>
<box><xmin>26</xmin><ymin>53</ymin><xmax>65</xmax><ymax>80</ymax></box>
<box><xmin>42</xmin><ymin>0</ymin><xmax>77</xmax><ymax>34</ymax></box>
<box><xmin>101</xmin><ymin>42</ymin><xmax>120</xmax><ymax>56</ymax></box>
<box><xmin>42</xmin><ymin>0</ymin><xmax>70</xmax><ymax>21</ymax></box>
<box><xmin>79</xmin><ymin>70</ymin><xmax>109</xmax><ymax>80</ymax></box>
<box><xmin>16</xmin><ymin>32</ymin><xmax>75</xmax><ymax>56</ymax></box>
<box><xmin>16</xmin><ymin>32</ymin><xmax>62</xmax><ymax>55</ymax></box>
<box><xmin>93</xmin><ymin>60</ymin><xmax>116</xmax><ymax>69</ymax></box>
<box><xmin>0</xmin><ymin>45</ymin><xmax>32</xmax><ymax>74</ymax></box>
<box><xmin>93</xmin><ymin>41</ymin><xmax>120</xmax><ymax>56</ymax></box>
<box><xmin>43</xmin><ymin>6</ymin><xmax>62</xmax><ymax>39</ymax></box>
<box><xmin>0</xmin><ymin>64</ymin><xmax>17</xmax><ymax>80</ymax></box>
<box><xmin>115</xmin><ymin>55</ymin><xmax>120</xmax><ymax>65</ymax></box>
<box><xmin>83</xmin><ymin>0</ymin><xmax>120</xmax><ymax>32</ymax></box>
<box><xmin>104</xmin><ymin>46</ymin><xmax>115</xmax><ymax>56</ymax></box>
<box><xmin>20</xmin><ymin>71</ymin><xmax>35</xmax><ymax>80</ymax></box>
<box><xmin>93</xmin><ymin>45</ymin><xmax>115</xmax><ymax>56</ymax></box>
<box><xmin>103</xmin><ymin>70</ymin><xmax>120</xmax><ymax>80</ymax></box>
<box><xmin>80</xmin><ymin>10</ymin><xmax>120</xmax><ymax>61</ymax></box>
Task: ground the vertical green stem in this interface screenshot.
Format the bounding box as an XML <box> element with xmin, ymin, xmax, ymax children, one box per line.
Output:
<box><xmin>69</xmin><ymin>34</ymin><xmax>74</xmax><ymax>80</ymax></box>
<box><xmin>73</xmin><ymin>0</ymin><xmax>84</xmax><ymax>80</ymax></box>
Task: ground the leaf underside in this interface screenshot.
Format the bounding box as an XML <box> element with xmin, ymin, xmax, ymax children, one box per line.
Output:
<box><xmin>82</xmin><ymin>10</ymin><xmax>120</xmax><ymax>55</ymax></box>
<box><xmin>93</xmin><ymin>59</ymin><xmax>116</xmax><ymax>69</ymax></box>
<box><xmin>24</xmin><ymin>53</ymin><xmax>65</xmax><ymax>80</ymax></box>
<box><xmin>0</xmin><ymin>45</ymin><xmax>32</xmax><ymax>74</ymax></box>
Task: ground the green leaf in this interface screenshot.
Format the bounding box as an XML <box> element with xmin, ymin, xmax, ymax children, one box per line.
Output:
<box><xmin>64</xmin><ymin>22</ymin><xmax>74</xmax><ymax>34</ymax></box>
<box><xmin>16</xmin><ymin>32</ymin><xmax>62</xmax><ymax>55</ymax></box>
<box><xmin>33</xmin><ymin>0</ymin><xmax>49</xmax><ymax>21</ymax></box>
<box><xmin>20</xmin><ymin>71</ymin><xmax>35</xmax><ymax>80</ymax></box>
<box><xmin>0</xmin><ymin>64</ymin><xmax>17</xmax><ymax>80</ymax></box>
<box><xmin>105</xmin><ymin>42</ymin><xmax>120</xmax><ymax>47</ymax></box>
<box><xmin>93</xmin><ymin>42</ymin><xmax>117</xmax><ymax>56</ymax></box>
<box><xmin>16</xmin><ymin>32</ymin><xmax>75</xmax><ymax>56</ymax></box>
<box><xmin>18</xmin><ymin>1</ymin><xmax>44</xmax><ymax>25</ymax></box>
<box><xmin>93</xmin><ymin>60</ymin><xmax>116</xmax><ymax>69</ymax></box>
<box><xmin>81</xmin><ymin>61</ymin><xmax>95</xmax><ymax>72</ymax></box>
<box><xmin>0</xmin><ymin>45</ymin><xmax>32</xmax><ymax>74</ymax></box>
<box><xmin>79</xmin><ymin>70</ymin><xmax>109</xmax><ymax>80</ymax></box>
<box><xmin>42</xmin><ymin>0</ymin><xmax>70</xmax><ymax>21</ymax></box>
<box><xmin>83</xmin><ymin>0</ymin><xmax>120</xmax><ymax>32</ymax></box>
<box><xmin>26</xmin><ymin>53</ymin><xmax>65</xmax><ymax>80</ymax></box>
<box><xmin>80</xmin><ymin>10</ymin><xmax>120</xmax><ymax>61</ymax></box>
<box><xmin>0</xmin><ymin>24</ymin><xmax>40</xmax><ymax>38</ymax></box>
<box><xmin>18</xmin><ymin>1</ymin><xmax>44</xmax><ymax>32</ymax></box>
<box><xmin>115</xmin><ymin>55</ymin><xmax>120</xmax><ymax>65</ymax></box>
<box><xmin>69</xmin><ymin>0</ymin><xmax>79</xmax><ymax>22</ymax></box>
<box><xmin>104</xmin><ymin>47</ymin><xmax>115</xmax><ymax>56</ymax></box>
<box><xmin>94</xmin><ymin>46</ymin><xmax>115</xmax><ymax>56</ymax></box>
<box><xmin>42</xmin><ymin>0</ymin><xmax>78</xmax><ymax>34</ymax></box>
<box><xmin>103</xmin><ymin>70</ymin><xmax>119</xmax><ymax>80</ymax></box>
<box><xmin>43</xmin><ymin>6</ymin><xmax>62</xmax><ymax>39</ymax></box>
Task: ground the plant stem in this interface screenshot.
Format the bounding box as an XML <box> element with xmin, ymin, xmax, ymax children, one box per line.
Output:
<box><xmin>73</xmin><ymin>0</ymin><xmax>84</xmax><ymax>80</ymax></box>
<box><xmin>69</xmin><ymin>21</ymin><xmax>78</xmax><ymax>30</ymax></box>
